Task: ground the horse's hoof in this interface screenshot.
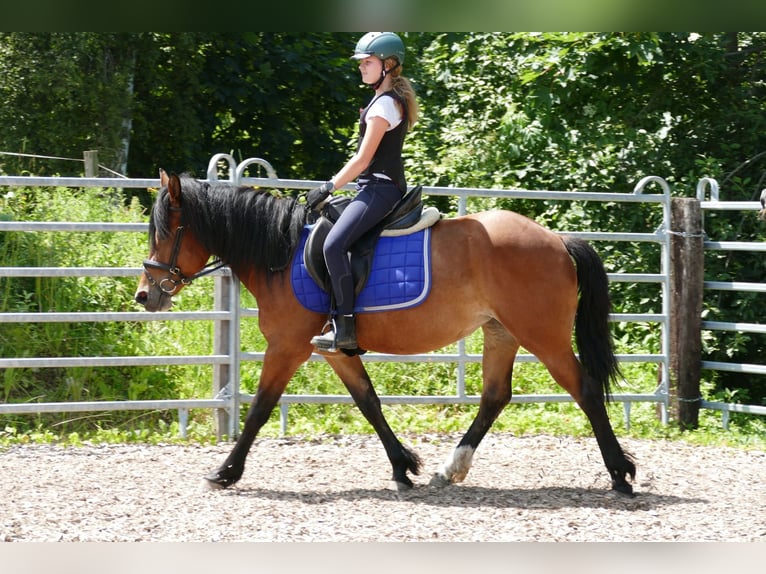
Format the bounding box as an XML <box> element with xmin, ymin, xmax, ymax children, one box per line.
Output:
<box><xmin>392</xmin><ymin>480</ymin><xmax>413</xmax><ymax>492</ymax></box>
<box><xmin>391</xmin><ymin>471</ymin><xmax>414</xmax><ymax>490</ymax></box>
<box><xmin>203</xmin><ymin>470</ymin><xmax>235</xmax><ymax>490</ymax></box>
<box><xmin>429</xmin><ymin>473</ymin><xmax>451</xmax><ymax>488</ymax></box>
<box><xmin>611</xmin><ymin>482</ymin><xmax>635</xmax><ymax>497</ymax></box>
<box><xmin>202</xmin><ymin>477</ymin><xmax>226</xmax><ymax>491</ymax></box>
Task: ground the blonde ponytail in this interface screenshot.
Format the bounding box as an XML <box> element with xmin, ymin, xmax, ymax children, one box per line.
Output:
<box><xmin>385</xmin><ymin>57</ymin><xmax>419</xmax><ymax>130</ymax></box>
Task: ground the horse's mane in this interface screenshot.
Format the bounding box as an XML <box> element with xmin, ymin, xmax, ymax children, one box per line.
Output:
<box><xmin>149</xmin><ymin>176</ymin><xmax>309</xmax><ymax>275</ymax></box>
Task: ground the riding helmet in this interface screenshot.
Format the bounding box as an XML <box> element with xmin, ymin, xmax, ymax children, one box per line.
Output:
<box><xmin>351</xmin><ymin>32</ymin><xmax>405</xmax><ymax>65</ymax></box>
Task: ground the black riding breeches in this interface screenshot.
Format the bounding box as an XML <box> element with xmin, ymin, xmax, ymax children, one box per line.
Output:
<box><xmin>323</xmin><ymin>178</ymin><xmax>402</xmax><ymax>315</ymax></box>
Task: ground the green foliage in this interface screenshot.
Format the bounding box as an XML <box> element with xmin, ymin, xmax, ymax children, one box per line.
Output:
<box><xmin>0</xmin><ymin>33</ymin><xmax>138</xmax><ymax>176</ymax></box>
<box><xmin>407</xmin><ymin>32</ymin><xmax>766</xmax><ymax>406</ymax></box>
<box><xmin>0</xmin><ymin>32</ymin><xmax>363</xmax><ymax>188</ymax></box>
<box><xmin>126</xmin><ymin>32</ymin><xmax>364</xmax><ymax>184</ymax></box>
<box><xmin>408</xmin><ymin>32</ymin><xmax>766</xmax><ymax>196</ymax></box>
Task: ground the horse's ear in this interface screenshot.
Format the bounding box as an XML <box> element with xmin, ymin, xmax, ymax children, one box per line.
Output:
<box><xmin>167</xmin><ymin>172</ymin><xmax>182</xmax><ymax>207</ymax></box>
<box><xmin>159</xmin><ymin>168</ymin><xmax>169</xmax><ymax>187</ymax></box>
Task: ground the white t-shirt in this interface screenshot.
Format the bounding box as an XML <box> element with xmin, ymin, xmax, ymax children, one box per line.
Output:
<box><xmin>366</xmin><ymin>94</ymin><xmax>402</xmax><ymax>131</ymax></box>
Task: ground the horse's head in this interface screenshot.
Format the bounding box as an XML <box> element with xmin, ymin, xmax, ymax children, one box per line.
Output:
<box><xmin>134</xmin><ymin>170</ymin><xmax>214</xmax><ymax>312</ymax></box>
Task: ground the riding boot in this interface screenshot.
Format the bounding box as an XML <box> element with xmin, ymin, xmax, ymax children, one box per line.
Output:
<box><xmin>311</xmin><ymin>314</ymin><xmax>357</xmax><ymax>351</ymax></box>
<box><xmin>333</xmin><ymin>313</ymin><xmax>357</xmax><ymax>349</ymax></box>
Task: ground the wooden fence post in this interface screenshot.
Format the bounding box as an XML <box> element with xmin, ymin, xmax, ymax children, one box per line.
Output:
<box><xmin>668</xmin><ymin>197</ymin><xmax>703</xmax><ymax>429</ymax></box>
<box><xmin>83</xmin><ymin>150</ymin><xmax>98</xmax><ymax>177</ymax></box>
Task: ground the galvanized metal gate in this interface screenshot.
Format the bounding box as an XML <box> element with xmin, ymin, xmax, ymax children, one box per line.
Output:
<box><xmin>696</xmin><ymin>178</ymin><xmax>766</xmax><ymax>427</ymax></box>
<box><xmin>1</xmin><ymin>154</ymin><xmax>762</xmax><ymax>437</ymax></box>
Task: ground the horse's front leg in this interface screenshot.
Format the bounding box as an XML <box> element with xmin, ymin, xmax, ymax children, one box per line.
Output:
<box><xmin>204</xmin><ymin>345</ymin><xmax>309</xmax><ymax>489</ymax></box>
<box><xmin>325</xmin><ymin>354</ymin><xmax>422</xmax><ymax>490</ymax></box>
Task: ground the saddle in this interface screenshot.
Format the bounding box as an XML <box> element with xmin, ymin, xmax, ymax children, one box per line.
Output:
<box><xmin>304</xmin><ymin>184</ymin><xmax>440</xmax><ymax>296</ymax></box>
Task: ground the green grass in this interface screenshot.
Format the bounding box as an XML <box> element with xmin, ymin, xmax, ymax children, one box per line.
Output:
<box><xmin>2</xmin><ymin>342</ymin><xmax>764</xmax><ymax>452</ymax></box>
<box><xmin>2</xmin><ymin>388</ymin><xmax>764</xmax><ymax>452</ymax></box>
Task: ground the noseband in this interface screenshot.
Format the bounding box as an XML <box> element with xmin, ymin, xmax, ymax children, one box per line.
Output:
<box><xmin>142</xmin><ymin>207</ymin><xmax>226</xmax><ymax>295</ymax></box>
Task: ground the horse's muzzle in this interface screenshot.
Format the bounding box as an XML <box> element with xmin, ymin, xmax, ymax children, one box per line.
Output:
<box><xmin>134</xmin><ymin>278</ymin><xmax>173</xmax><ymax>312</ymax></box>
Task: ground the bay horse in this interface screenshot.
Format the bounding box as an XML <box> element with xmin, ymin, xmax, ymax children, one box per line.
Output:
<box><xmin>135</xmin><ymin>171</ymin><xmax>636</xmax><ymax>495</ymax></box>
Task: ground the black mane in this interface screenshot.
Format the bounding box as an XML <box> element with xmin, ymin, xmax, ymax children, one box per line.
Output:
<box><xmin>149</xmin><ymin>177</ymin><xmax>309</xmax><ymax>274</ymax></box>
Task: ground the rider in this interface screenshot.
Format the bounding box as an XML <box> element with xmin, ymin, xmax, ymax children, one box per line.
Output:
<box><xmin>307</xmin><ymin>32</ymin><xmax>419</xmax><ymax>351</ymax></box>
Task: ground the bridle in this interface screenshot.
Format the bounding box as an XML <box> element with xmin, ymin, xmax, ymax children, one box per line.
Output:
<box><xmin>142</xmin><ymin>206</ymin><xmax>226</xmax><ymax>295</ymax></box>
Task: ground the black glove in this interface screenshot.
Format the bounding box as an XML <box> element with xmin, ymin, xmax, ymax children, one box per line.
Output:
<box><xmin>307</xmin><ymin>181</ymin><xmax>334</xmax><ymax>210</ymax></box>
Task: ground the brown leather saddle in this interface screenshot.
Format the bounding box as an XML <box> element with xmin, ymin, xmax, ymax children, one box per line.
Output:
<box><xmin>304</xmin><ymin>185</ymin><xmax>426</xmax><ymax>296</ymax></box>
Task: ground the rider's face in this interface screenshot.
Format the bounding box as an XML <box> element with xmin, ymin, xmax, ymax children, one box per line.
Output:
<box><xmin>358</xmin><ymin>56</ymin><xmax>383</xmax><ymax>85</ymax></box>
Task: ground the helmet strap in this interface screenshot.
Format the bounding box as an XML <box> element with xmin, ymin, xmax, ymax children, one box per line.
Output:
<box><xmin>372</xmin><ymin>60</ymin><xmax>400</xmax><ymax>90</ymax></box>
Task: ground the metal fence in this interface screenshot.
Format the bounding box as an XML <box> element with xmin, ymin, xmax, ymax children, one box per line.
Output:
<box><xmin>0</xmin><ymin>153</ymin><xmax>761</xmax><ymax>437</ymax></box>
<box><xmin>696</xmin><ymin>178</ymin><xmax>766</xmax><ymax>428</ymax></box>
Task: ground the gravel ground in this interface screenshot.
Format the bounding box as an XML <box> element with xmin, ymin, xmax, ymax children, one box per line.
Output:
<box><xmin>1</xmin><ymin>433</ymin><xmax>764</xmax><ymax>542</ymax></box>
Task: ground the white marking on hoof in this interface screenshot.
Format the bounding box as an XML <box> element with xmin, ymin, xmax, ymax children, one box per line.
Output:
<box><xmin>429</xmin><ymin>473</ymin><xmax>451</xmax><ymax>488</ymax></box>
<box><xmin>433</xmin><ymin>445</ymin><xmax>475</xmax><ymax>485</ymax></box>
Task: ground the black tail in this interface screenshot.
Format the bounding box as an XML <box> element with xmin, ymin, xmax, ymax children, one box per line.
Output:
<box><xmin>563</xmin><ymin>236</ymin><xmax>622</xmax><ymax>401</ymax></box>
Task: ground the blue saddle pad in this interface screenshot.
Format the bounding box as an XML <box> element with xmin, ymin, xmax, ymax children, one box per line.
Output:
<box><xmin>291</xmin><ymin>226</ymin><xmax>432</xmax><ymax>314</ymax></box>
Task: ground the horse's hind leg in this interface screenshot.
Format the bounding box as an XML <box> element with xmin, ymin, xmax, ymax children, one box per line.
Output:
<box><xmin>430</xmin><ymin>320</ymin><xmax>518</xmax><ymax>487</ymax></box>
<box><xmin>325</xmin><ymin>354</ymin><xmax>422</xmax><ymax>490</ymax></box>
<box><xmin>540</xmin><ymin>351</ymin><xmax>636</xmax><ymax>495</ymax></box>
<box><xmin>578</xmin><ymin>370</ymin><xmax>636</xmax><ymax>494</ymax></box>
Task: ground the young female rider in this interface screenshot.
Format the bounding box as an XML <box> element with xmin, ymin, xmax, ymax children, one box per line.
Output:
<box><xmin>307</xmin><ymin>32</ymin><xmax>419</xmax><ymax>351</ymax></box>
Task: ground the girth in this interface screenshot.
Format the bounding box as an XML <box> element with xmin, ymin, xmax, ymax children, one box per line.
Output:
<box><xmin>304</xmin><ymin>184</ymin><xmax>438</xmax><ymax>295</ymax></box>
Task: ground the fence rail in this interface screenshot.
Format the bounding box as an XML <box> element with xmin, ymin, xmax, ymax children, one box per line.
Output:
<box><xmin>1</xmin><ymin>153</ymin><xmax>762</xmax><ymax>437</ymax></box>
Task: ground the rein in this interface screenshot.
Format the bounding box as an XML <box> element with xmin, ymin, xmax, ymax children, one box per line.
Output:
<box><xmin>142</xmin><ymin>206</ymin><xmax>227</xmax><ymax>294</ymax></box>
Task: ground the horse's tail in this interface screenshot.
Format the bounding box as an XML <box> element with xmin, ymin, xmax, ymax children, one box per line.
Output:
<box><xmin>563</xmin><ymin>236</ymin><xmax>622</xmax><ymax>402</ymax></box>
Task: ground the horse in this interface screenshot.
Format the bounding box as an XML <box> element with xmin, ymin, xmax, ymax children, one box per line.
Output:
<box><xmin>135</xmin><ymin>170</ymin><xmax>636</xmax><ymax>495</ymax></box>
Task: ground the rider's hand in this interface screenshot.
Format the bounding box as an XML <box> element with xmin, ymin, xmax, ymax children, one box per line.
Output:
<box><xmin>307</xmin><ymin>181</ymin><xmax>334</xmax><ymax>210</ymax></box>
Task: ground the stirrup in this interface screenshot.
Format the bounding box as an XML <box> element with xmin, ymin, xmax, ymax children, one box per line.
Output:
<box><xmin>311</xmin><ymin>315</ymin><xmax>357</xmax><ymax>351</ymax></box>
<box><xmin>311</xmin><ymin>327</ymin><xmax>338</xmax><ymax>351</ymax></box>
<box><xmin>311</xmin><ymin>316</ymin><xmax>340</xmax><ymax>351</ymax></box>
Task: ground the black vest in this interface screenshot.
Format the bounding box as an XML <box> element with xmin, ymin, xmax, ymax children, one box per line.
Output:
<box><xmin>358</xmin><ymin>91</ymin><xmax>408</xmax><ymax>192</ymax></box>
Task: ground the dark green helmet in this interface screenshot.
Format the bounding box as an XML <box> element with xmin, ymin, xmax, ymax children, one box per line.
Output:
<box><xmin>351</xmin><ymin>32</ymin><xmax>405</xmax><ymax>65</ymax></box>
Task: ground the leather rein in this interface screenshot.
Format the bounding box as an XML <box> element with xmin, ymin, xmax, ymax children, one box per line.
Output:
<box><xmin>142</xmin><ymin>206</ymin><xmax>226</xmax><ymax>294</ymax></box>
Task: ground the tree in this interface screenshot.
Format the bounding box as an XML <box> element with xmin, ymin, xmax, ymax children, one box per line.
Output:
<box><xmin>0</xmin><ymin>32</ymin><xmax>139</xmax><ymax>176</ymax></box>
<box><xmin>405</xmin><ymin>32</ymin><xmax>766</xmax><ymax>405</ymax></box>
<box><xmin>128</xmin><ymin>32</ymin><xmax>361</xmax><ymax>181</ymax></box>
<box><xmin>407</xmin><ymin>33</ymin><xmax>766</xmax><ymax>195</ymax></box>
<box><xmin>0</xmin><ymin>32</ymin><xmax>364</xmax><ymax>183</ymax></box>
